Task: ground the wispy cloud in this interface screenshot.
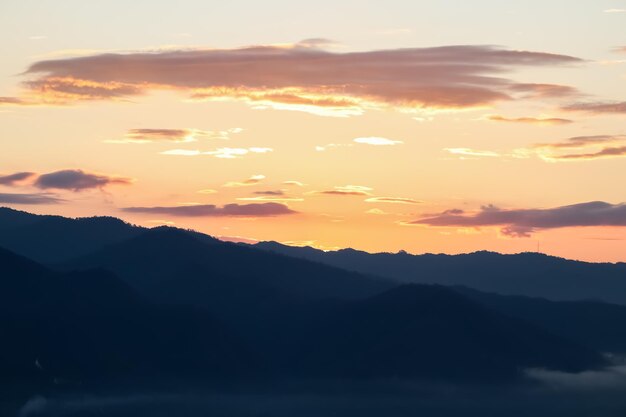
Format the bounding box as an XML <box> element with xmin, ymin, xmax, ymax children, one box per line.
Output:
<box><xmin>283</xmin><ymin>180</ymin><xmax>305</xmax><ymax>187</ymax></box>
<box><xmin>312</xmin><ymin>185</ymin><xmax>373</xmax><ymax>196</ymax></box>
<box><xmin>562</xmin><ymin>101</ymin><xmax>626</xmax><ymax>114</ymax></box>
<box><xmin>487</xmin><ymin>115</ymin><xmax>574</xmax><ymax>125</ymax></box>
<box><xmin>14</xmin><ymin>43</ymin><xmax>581</xmax><ymax>115</ymax></box>
<box><xmin>0</xmin><ymin>192</ymin><xmax>63</xmax><ymax>205</ymax></box>
<box><xmin>353</xmin><ymin>137</ymin><xmax>404</xmax><ymax>146</ymax></box>
<box><xmin>535</xmin><ymin>134</ymin><xmax>626</xmax><ymax>161</ymax></box>
<box><xmin>223</xmin><ymin>175</ymin><xmax>265</xmax><ymax>187</ymax></box>
<box><xmin>365</xmin><ymin>197</ymin><xmax>421</xmax><ymax>204</ymax></box>
<box><xmin>546</xmin><ymin>145</ymin><xmax>626</xmax><ymax>161</ymax></box>
<box><xmin>236</xmin><ymin>196</ymin><xmax>304</xmax><ymax>202</ymax></box>
<box><xmin>122</xmin><ymin>202</ymin><xmax>296</xmax><ymax>217</ymax></box>
<box><xmin>105</xmin><ymin>127</ymin><xmax>242</xmax><ymax>144</ymax></box>
<box><xmin>444</xmin><ymin>148</ymin><xmax>500</xmax><ymax>158</ymax></box>
<box><xmin>0</xmin><ymin>172</ymin><xmax>37</xmax><ymax>186</ymax></box>
<box><xmin>254</xmin><ymin>190</ymin><xmax>285</xmax><ymax>196</ymax></box>
<box><xmin>411</xmin><ymin>201</ymin><xmax>626</xmax><ymax>237</ymax></box>
<box><xmin>315</xmin><ymin>143</ymin><xmax>353</xmax><ymax>152</ymax></box>
<box><xmin>161</xmin><ymin>147</ymin><xmax>272</xmax><ymax>158</ymax></box>
<box><xmin>535</xmin><ymin>135</ymin><xmax>625</xmax><ymax>149</ymax></box>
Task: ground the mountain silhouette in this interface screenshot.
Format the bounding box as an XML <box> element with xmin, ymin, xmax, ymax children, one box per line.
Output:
<box><xmin>0</xmin><ymin>207</ymin><xmax>143</xmax><ymax>263</ymax></box>
<box><xmin>0</xmin><ymin>246</ymin><xmax>254</xmax><ymax>391</ymax></box>
<box><xmin>454</xmin><ymin>286</ymin><xmax>626</xmax><ymax>354</ymax></box>
<box><xmin>0</xmin><ymin>206</ymin><xmax>621</xmax><ymax>395</ymax></box>
<box><xmin>293</xmin><ymin>284</ymin><xmax>604</xmax><ymax>381</ymax></box>
<box><xmin>254</xmin><ymin>241</ymin><xmax>626</xmax><ymax>304</ymax></box>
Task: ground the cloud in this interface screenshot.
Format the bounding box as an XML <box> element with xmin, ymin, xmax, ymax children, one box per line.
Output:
<box><xmin>161</xmin><ymin>147</ymin><xmax>272</xmax><ymax>158</ymax></box>
<box><xmin>315</xmin><ymin>143</ymin><xmax>353</xmax><ymax>151</ymax></box>
<box><xmin>236</xmin><ymin>196</ymin><xmax>304</xmax><ymax>202</ymax></box>
<box><xmin>508</xmin><ymin>83</ymin><xmax>578</xmax><ymax>98</ymax></box>
<box><xmin>365</xmin><ymin>197</ymin><xmax>421</xmax><ymax>204</ymax></box>
<box><xmin>562</xmin><ymin>101</ymin><xmax>626</xmax><ymax>114</ymax></box>
<box><xmin>534</xmin><ymin>135</ymin><xmax>626</xmax><ymax>161</ymax></box>
<box><xmin>548</xmin><ymin>145</ymin><xmax>626</xmax><ymax>161</ymax></box>
<box><xmin>223</xmin><ymin>174</ymin><xmax>265</xmax><ymax>187</ymax></box>
<box><xmin>122</xmin><ymin>202</ymin><xmax>296</xmax><ymax>217</ymax></box>
<box><xmin>315</xmin><ymin>190</ymin><xmax>369</xmax><ymax>196</ymax></box>
<box><xmin>197</xmin><ymin>189</ymin><xmax>217</xmax><ymax>194</ymax></box>
<box><xmin>412</xmin><ymin>201</ymin><xmax>626</xmax><ymax>237</ymax></box>
<box><xmin>17</xmin><ymin>43</ymin><xmax>582</xmax><ymax>115</ymax></box>
<box><xmin>312</xmin><ymin>185</ymin><xmax>373</xmax><ymax>196</ymax></box>
<box><xmin>366</xmin><ymin>208</ymin><xmax>389</xmax><ymax>215</ymax></box>
<box><xmin>353</xmin><ymin>137</ymin><xmax>404</xmax><ymax>146</ymax></box>
<box><xmin>283</xmin><ymin>180</ymin><xmax>305</xmax><ymax>186</ymax></box>
<box><xmin>0</xmin><ymin>172</ymin><xmax>36</xmax><ymax>185</ymax></box>
<box><xmin>0</xmin><ymin>96</ymin><xmax>34</xmax><ymax>106</ymax></box>
<box><xmin>444</xmin><ymin>148</ymin><xmax>500</xmax><ymax>157</ymax></box>
<box><xmin>487</xmin><ymin>115</ymin><xmax>573</xmax><ymax>125</ymax></box>
<box><xmin>0</xmin><ymin>192</ymin><xmax>63</xmax><ymax>205</ymax></box>
<box><xmin>254</xmin><ymin>190</ymin><xmax>285</xmax><ymax>196</ymax></box>
<box><xmin>535</xmin><ymin>134</ymin><xmax>625</xmax><ymax>149</ymax></box>
<box><xmin>106</xmin><ymin>128</ymin><xmax>241</xmax><ymax>144</ymax></box>
<box><xmin>34</xmin><ymin>169</ymin><xmax>132</xmax><ymax>191</ymax></box>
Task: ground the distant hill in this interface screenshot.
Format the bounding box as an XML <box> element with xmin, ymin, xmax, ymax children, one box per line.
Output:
<box><xmin>0</xmin><ymin>246</ymin><xmax>254</xmax><ymax>388</ymax></box>
<box><xmin>0</xmin><ymin>207</ymin><xmax>144</xmax><ymax>263</ymax></box>
<box><xmin>454</xmin><ymin>286</ymin><xmax>626</xmax><ymax>354</ymax></box>
<box><xmin>294</xmin><ymin>284</ymin><xmax>604</xmax><ymax>381</ymax></box>
<box><xmin>0</xmin><ymin>206</ymin><xmax>624</xmax><ymax>389</ymax></box>
<box><xmin>254</xmin><ymin>241</ymin><xmax>626</xmax><ymax>305</ymax></box>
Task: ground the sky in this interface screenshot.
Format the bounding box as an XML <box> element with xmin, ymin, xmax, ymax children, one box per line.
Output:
<box><xmin>1</xmin><ymin>0</ymin><xmax>626</xmax><ymax>262</ymax></box>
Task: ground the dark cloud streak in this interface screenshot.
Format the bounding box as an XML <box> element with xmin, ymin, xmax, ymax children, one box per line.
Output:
<box><xmin>412</xmin><ymin>201</ymin><xmax>626</xmax><ymax>237</ymax></box>
<box><xmin>122</xmin><ymin>202</ymin><xmax>296</xmax><ymax>217</ymax></box>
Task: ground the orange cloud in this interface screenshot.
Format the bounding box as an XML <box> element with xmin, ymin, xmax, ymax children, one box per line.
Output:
<box><xmin>106</xmin><ymin>128</ymin><xmax>241</xmax><ymax>144</ymax></box>
<box><xmin>547</xmin><ymin>145</ymin><xmax>626</xmax><ymax>161</ymax></box>
<box><xmin>365</xmin><ymin>197</ymin><xmax>421</xmax><ymax>204</ymax></box>
<box><xmin>15</xmin><ymin>43</ymin><xmax>582</xmax><ymax>114</ymax></box>
<box><xmin>312</xmin><ymin>185</ymin><xmax>373</xmax><ymax>196</ymax></box>
<box><xmin>223</xmin><ymin>175</ymin><xmax>266</xmax><ymax>187</ymax></box>
<box><xmin>488</xmin><ymin>115</ymin><xmax>574</xmax><ymax>125</ymax></box>
<box><xmin>534</xmin><ymin>135</ymin><xmax>626</xmax><ymax>161</ymax></box>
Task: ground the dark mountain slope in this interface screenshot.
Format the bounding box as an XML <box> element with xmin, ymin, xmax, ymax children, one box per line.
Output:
<box><xmin>295</xmin><ymin>284</ymin><xmax>605</xmax><ymax>381</ymax></box>
<box><xmin>67</xmin><ymin>226</ymin><xmax>391</xmax><ymax>302</ymax></box>
<box><xmin>0</xmin><ymin>207</ymin><xmax>144</xmax><ymax>263</ymax></box>
<box><xmin>0</xmin><ymin>247</ymin><xmax>254</xmax><ymax>387</ymax></box>
<box><xmin>454</xmin><ymin>286</ymin><xmax>626</xmax><ymax>354</ymax></box>
<box><xmin>254</xmin><ymin>242</ymin><xmax>626</xmax><ymax>304</ymax></box>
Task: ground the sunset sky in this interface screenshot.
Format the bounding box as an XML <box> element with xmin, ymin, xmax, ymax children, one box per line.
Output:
<box><xmin>1</xmin><ymin>0</ymin><xmax>626</xmax><ymax>262</ymax></box>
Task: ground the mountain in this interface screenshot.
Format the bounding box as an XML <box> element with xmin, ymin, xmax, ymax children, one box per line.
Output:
<box><xmin>454</xmin><ymin>286</ymin><xmax>626</xmax><ymax>354</ymax></box>
<box><xmin>253</xmin><ymin>242</ymin><xmax>626</xmax><ymax>305</ymax></box>
<box><xmin>294</xmin><ymin>285</ymin><xmax>604</xmax><ymax>381</ymax></box>
<box><xmin>0</xmin><ymin>246</ymin><xmax>254</xmax><ymax>389</ymax></box>
<box><xmin>65</xmin><ymin>226</ymin><xmax>390</xmax><ymax>303</ymax></box>
<box><xmin>0</xmin><ymin>207</ymin><xmax>144</xmax><ymax>263</ymax></box>
<box><xmin>0</xmin><ymin>207</ymin><xmax>619</xmax><ymax>388</ymax></box>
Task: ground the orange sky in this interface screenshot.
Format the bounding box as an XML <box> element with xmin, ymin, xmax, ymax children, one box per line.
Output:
<box><xmin>1</xmin><ymin>1</ymin><xmax>626</xmax><ymax>262</ymax></box>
